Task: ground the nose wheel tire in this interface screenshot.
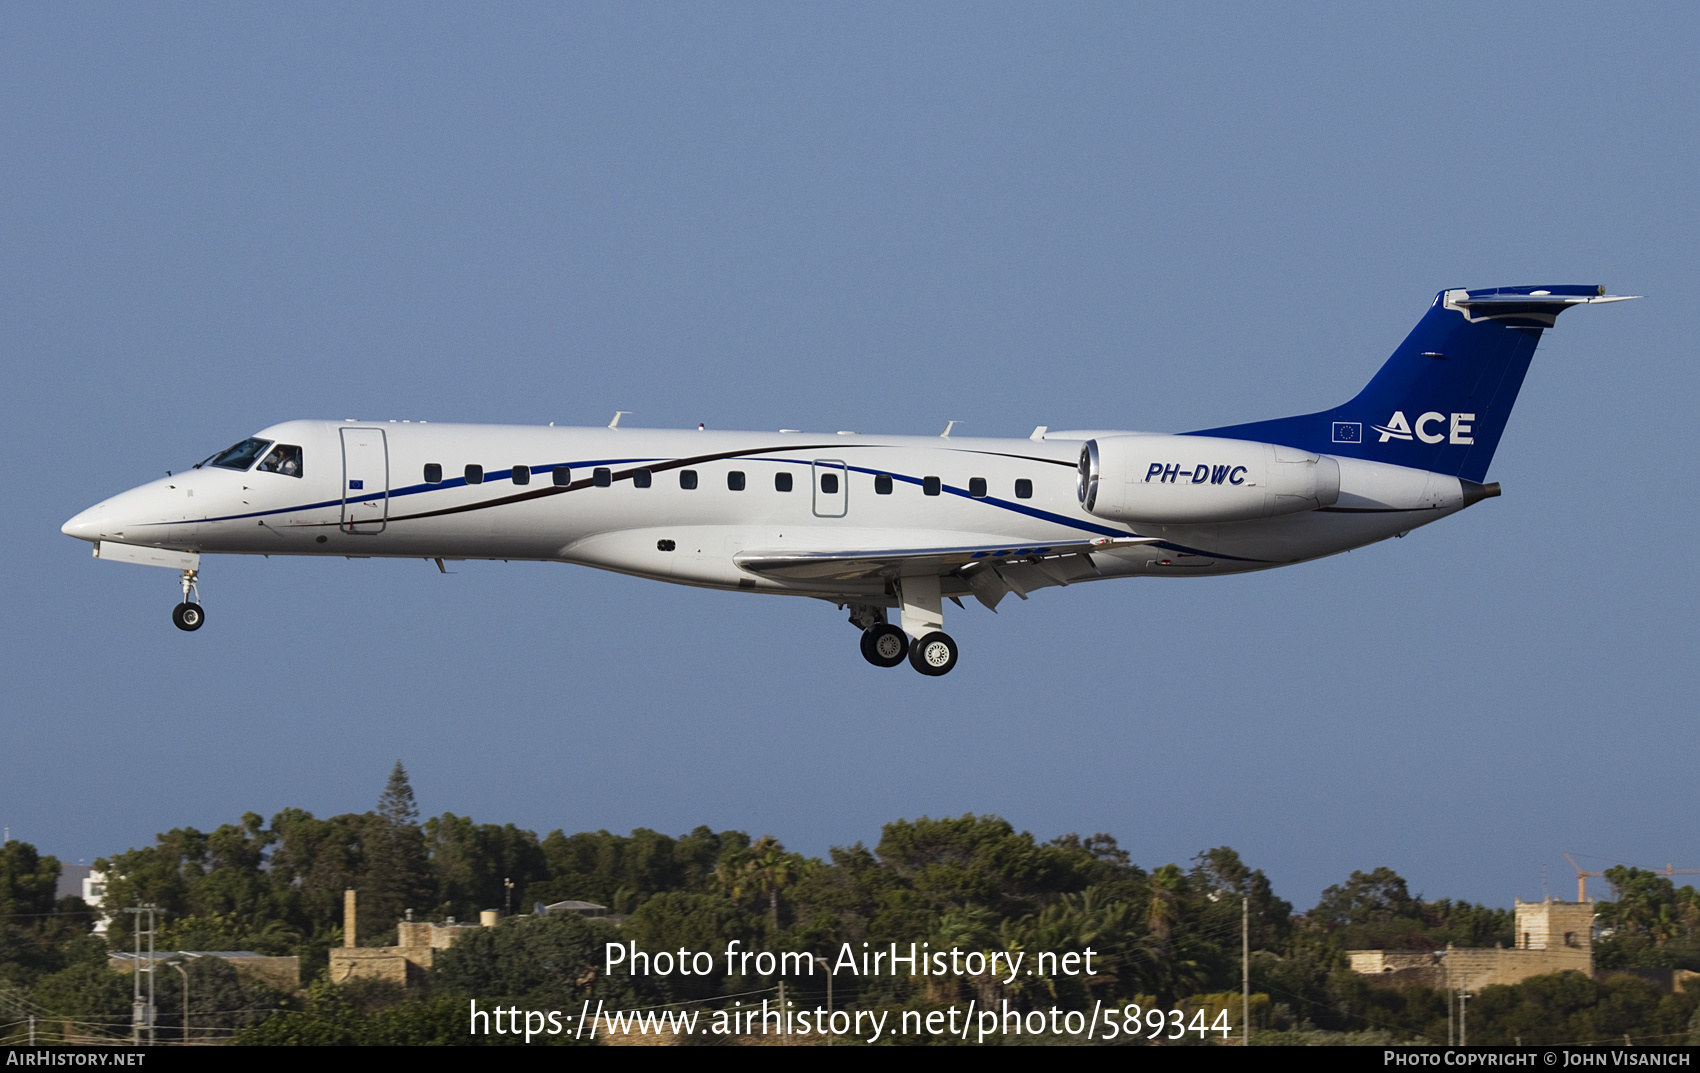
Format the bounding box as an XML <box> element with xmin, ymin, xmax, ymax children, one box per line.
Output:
<box><xmin>172</xmin><ymin>602</ymin><xmax>205</xmax><ymax>632</ymax></box>
<box><xmin>908</xmin><ymin>631</ymin><xmax>958</xmax><ymax>676</ymax></box>
<box><xmin>860</xmin><ymin>624</ymin><xmax>909</xmax><ymax>667</ymax></box>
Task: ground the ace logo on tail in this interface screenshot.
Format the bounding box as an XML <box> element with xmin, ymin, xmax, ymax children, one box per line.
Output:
<box><xmin>1372</xmin><ymin>411</ymin><xmax>1474</xmax><ymax>445</ymax></box>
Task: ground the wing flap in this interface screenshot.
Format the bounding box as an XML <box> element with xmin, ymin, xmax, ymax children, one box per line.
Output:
<box><xmin>733</xmin><ymin>536</ymin><xmax>1155</xmax><ymax>582</ymax></box>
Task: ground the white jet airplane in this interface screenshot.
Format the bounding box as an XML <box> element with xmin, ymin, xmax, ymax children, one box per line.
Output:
<box><xmin>63</xmin><ymin>285</ymin><xmax>1633</xmax><ymax>675</ymax></box>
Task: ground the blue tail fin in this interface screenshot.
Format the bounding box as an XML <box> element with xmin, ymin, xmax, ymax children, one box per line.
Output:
<box><xmin>1187</xmin><ymin>285</ymin><xmax>1632</xmax><ymax>483</ymax></box>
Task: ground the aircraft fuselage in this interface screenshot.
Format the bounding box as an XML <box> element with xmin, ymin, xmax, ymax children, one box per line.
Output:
<box><xmin>62</xmin><ymin>420</ymin><xmax>1461</xmax><ymax>603</ymax></box>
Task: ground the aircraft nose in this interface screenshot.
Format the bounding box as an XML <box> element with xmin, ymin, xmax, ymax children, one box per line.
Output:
<box><xmin>62</xmin><ymin>504</ymin><xmax>105</xmax><ymax>542</ymax></box>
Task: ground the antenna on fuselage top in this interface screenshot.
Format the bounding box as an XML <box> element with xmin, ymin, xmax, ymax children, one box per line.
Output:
<box><xmin>940</xmin><ymin>420</ymin><xmax>960</xmax><ymax>438</ymax></box>
<box><xmin>608</xmin><ymin>411</ymin><xmax>631</xmax><ymax>429</ymax></box>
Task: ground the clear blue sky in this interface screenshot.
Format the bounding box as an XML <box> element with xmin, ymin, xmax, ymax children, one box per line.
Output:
<box><xmin>4</xmin><ymin>4</ymin><xmax>1694</xmax><ymax>911</ymax></box>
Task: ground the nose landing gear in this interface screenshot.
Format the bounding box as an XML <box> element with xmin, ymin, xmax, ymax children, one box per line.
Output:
<box><xmin>172</xmin><ymin>568</ymin><xmax>204</xmax><ymax>632</ymax></box>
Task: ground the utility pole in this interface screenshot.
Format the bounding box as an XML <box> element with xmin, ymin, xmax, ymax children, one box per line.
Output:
<box><xmin>1445</xmin><ymin>958</ymin><xmax>1453</xmax><ymax>1046</ymax></box>
<box><xmin>1242</xmin><ymin>893</ymin><xmax>1251</xmax><ymax>1046</ymax></box>
<box><xmin>125</xmin><ymin>905</ymin><xmax>158</xmax><ymax>1045</ymax></box>
<box><xmin>1459</xmin><ymin>989</ymin><xmax>1470</xmax><ymax>1047</ymax></box>
<box><xmin>169</xmin><ymin>961</ymin><xmax>189</xmax><ymax>1045</ymax></box>
<box><xmin>813</xmin><ymin>955</ymin><xmax>833</xmax><ymax>1046</ymax></box>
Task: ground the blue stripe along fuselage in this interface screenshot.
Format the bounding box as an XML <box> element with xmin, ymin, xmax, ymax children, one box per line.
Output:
<box><xmin>157</xmin><ymin>444</ymin><xmax>1274</xmax><ymax>564</ymax></box>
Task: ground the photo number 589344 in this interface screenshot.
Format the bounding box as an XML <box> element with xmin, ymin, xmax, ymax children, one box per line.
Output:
<box><xmin>1100</xmin><ymin>1004</ymin><xmax>1234</xmax><ymax>1041</ymax></box>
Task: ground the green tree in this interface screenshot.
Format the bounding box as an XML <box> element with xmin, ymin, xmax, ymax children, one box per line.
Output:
<box><xmin>1190</xmin><ymin>846</ymin><xmax>1293</xmax><ymax>951</ymax></box>
<box><xmin>715</xmin><ymin>835</ymin><xmax>806</xmax><ymax>936</ymax></box>
<box><xmin>0</xmin><ymin>841</ymin><xmax>60</xmax><ymax>921</ymax></box>
<box><xmin>93</xmin><ymin>833</ymin><xmax>201</xmax><ymax>949</ymax></box>
<box><xmin>873</xmin><ymin>814</ymin><xmax>1100</xmax><ymax>916</ymax></box>
<box><xmin>31</xmin><ymin>960</ymin><xmax>133</xmax><ymax>1042</ymax></box>
<box><xmin>1309</xmin><ymin>867</ymin><xmax>1456</xmax><ymax>951</ymax></box>
<box><xmin>783</xmin><ymin>841</ymin><xmax>905</xmax><ymax>948</ymax></box>
<box><xmin>234</xmin><ymin>978</ymin><xmax>493</xmax><ymax>1046</ymax></box>
<box><xmin>432</xmin><ymin>912</ymin><xmax>641</xmax><ymax>1008</ymax></box>
<box><xmin>531</xmin><ymin>826</ymin><xmax>748</xmax><ymax>913</ymax></box>
<box><xmin>1463</xmin><ymin>971</ymin><xmax>1695</xmax><ymax>1045</ymax></box>
<box><xmin>426</xmin><ymin>813</ymin><xmax>548</xmax><ymax>920</ymax></box>
<box><xmin>1313</xmin><ymin>867</ymin><xmax>1418</xmax><ymax>927</ymax></box>
<box><xmin>0</xmin><ymin>842</ymin><xmax>94</xmax><ymax>987</ymax></box>
<box><xmin>622</xmin><ymin>891</ymin><xmax>757</xmax><ymax>1000</ymax></box>
<box><xmin>361</xmin><ymin>764</ymin><xmax>433</xmax><ymax>938</ymax></box>
<box><xmin>150</xmin><ymin>955</ymin><xmax>284</xmax><ymax>1040</ymax></box>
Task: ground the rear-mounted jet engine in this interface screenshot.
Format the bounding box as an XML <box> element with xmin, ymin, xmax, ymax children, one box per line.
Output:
<box><xmin>1078</xmin><ymin>435</ymin><xmax>1341</xmax><ymax>524</ymax></box>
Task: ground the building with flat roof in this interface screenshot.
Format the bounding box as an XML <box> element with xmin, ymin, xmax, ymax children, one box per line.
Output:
<box><xmin>1348</xmin><ymin>897</ymin><xmax>1592</xmax><ymax>990</ymax></box>
<box><xmin>109</xmin><ymin>950</ymin><xmax>300</xmax><ymax>992</ymax></box>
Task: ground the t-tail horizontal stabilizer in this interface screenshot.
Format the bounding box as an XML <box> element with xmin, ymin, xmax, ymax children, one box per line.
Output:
<box><xmin>1187</xmin><ymin>285</ymin><xmax>1639</xmax><ymax>483</ymax></box>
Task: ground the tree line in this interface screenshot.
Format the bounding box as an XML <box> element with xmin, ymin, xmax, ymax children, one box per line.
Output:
<box><xmin>1</xmin><ymin>764</ymin><xmax>1696</xmax><ymax>1045</ymax></box>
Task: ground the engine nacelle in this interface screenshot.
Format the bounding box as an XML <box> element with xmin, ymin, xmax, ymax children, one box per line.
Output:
<box><xmin>1078</xmin><ymin>434</ymin><xmax>1340</xmax><ymax>524</ymax></box>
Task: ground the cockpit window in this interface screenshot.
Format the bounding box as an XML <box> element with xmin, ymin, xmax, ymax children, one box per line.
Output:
<box><xmin>206</xmin><ymin>438</ymin><xmax>273</xmax><ymax>471</ymax></box>
<box><xmin>256</xmin><ymin>444</ymin><xmax>304</xmax><ymax>478</ymax></box>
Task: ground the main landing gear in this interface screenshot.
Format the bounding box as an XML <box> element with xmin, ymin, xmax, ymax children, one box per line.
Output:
<box><xmin>848</xmin><ymin>576</ymin><xmax>961</xmax><ymax>676</ymax></box>
<box><xmin>172</xmin><ymin>568</ymin><xmax>204</xmax><ymax>632</ymax></box>
<box><xmin>907</xmin><ymin>632</ymin><xmax>958</xmax><ymax>676</ymax></box>
<box><xmin>860</xmin><ymin>623</ymin><xmax>908</xmax><ymax>667</ymax></box>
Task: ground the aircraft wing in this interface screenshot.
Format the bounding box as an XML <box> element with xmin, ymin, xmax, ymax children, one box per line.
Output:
<box><xmin>733</xmin><ymin>535</ymin><xmax>1156</xmax><ymax>582</ymax></box>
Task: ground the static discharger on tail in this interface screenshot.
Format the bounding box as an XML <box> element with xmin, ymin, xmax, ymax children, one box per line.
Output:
<box><xmin>62</xmin><ymin>285</ymin><xmax>1636</xmax><ymax>675</ymax></box>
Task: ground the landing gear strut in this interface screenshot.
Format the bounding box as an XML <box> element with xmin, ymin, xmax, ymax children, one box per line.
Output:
<box><xmin>847</xmin><ymin>581</ymin><xmax>962</xmax><ymax>675</ymax></box>
<box><xmin>172</xmin><ymin>568</ymin><xmax>204</xmax><ymax>632</ymax></box>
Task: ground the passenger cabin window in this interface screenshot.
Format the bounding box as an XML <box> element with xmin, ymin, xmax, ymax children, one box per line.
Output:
<box><xmin>594</xmin><ymin>467</ymin><xmax>612</xmax><ymax>487</ymax></box>
<box><xmin>923</xmin><ymin>476</ymin><xmax>941</xmax><ymax>496</ymax></box>
<box><xmin>207</xmin><ymin>438</ymin><xmax>272</xmax><ymax>472</ymax></box>
<box><xmin>820</xmin><ymin>473</ymin><xmax>839</xmax><ymax>494</ymax></box>
<box><xmin>512</xmin><ymin>465</ymin><xmax>530</xmax><ymax>486</ymax></box>
<box><xmin>633</xmin><ymin>468</ymin><xmax>653</xmax><ymax>488</ymax></box>
<box><xmin>728</xmin><ymin>470</ymin><xmax>746</xmax><ymax>491</ymax></box>
<box><xmin>680</xmin><ymin>469</ymin><xmax>698</xmax><ymax>489</ymax></box>
<box><xmin>424</xmin><ymin>463</ymin><xmax>443</xmax><ymax>484</ymax></box>
<box><xmin>553</xmin><ymin>466</ymin><xmax>571</xmax><ymax>486</ymax></box>
<box><xmin>775</xmin><ymin>472</ymin><xmax>793</xmax><ymax>492</ymax></box>
<box><xmin>257</xmin><ymin>444</ymin><xmax>304</xmax><ymax>478</ymax></box>
<box><xmin>1015</xmin><ymin>478</ymin><xmax>1033</xmax><ymax>499</ymax></box>
<box><xmin>968</xmin><ymin>477</ymin><xmax>987</xmax><ymax>498</ymax></box>
<box><xmin>465</xmin><ymin>464</ymin><xmax>484</xmax><ymax>485</ymax></box>
<box><xmin>875</xmin><ymin>474</ymin><xmax>893</xmax><ymax>495</ymax></box>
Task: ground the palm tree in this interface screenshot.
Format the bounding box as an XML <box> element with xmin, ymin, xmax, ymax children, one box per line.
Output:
<box><xmin>745</xmin><ymin>837</ymin><xmax>799</xmax><ymax>936</ymax></box>
<box><xmin>1147</xmin><ymin>864</ymin><xmax>1185</xmax><ymax>952</ymax></box>
<box><xmin>716</xmin><ymin>836</ymin><xmax>804</xmax><ymax>937</ymax></box>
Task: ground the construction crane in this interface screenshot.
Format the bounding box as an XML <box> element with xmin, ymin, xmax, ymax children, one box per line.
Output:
<box><xmin>1563</xmin><ymin>853</ymin><xmax>1700</xmax><ymax>902</ymax></box>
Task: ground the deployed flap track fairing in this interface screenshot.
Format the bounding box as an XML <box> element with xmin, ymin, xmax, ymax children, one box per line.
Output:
<box><xmin>62</xmin><ymin>285</ymin><xmax>1635</xmax><ymax>675</ymax></box>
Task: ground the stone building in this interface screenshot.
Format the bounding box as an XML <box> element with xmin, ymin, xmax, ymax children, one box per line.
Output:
<box><xmin>328</xmin><ymin>911</ymin><xmax>494</xmax><ymax>986</ymax></box>
<box><xmin>109</xmin><ymin>950</ymin><xmax>301</xmax><ymax>992</ymax></box>
<box><xmin>326</xmin><ymin>890</ymin><xmax>617</xmax><ymax>986</ymax></box>
<box><xmin>1348</xmin><ymin>897</ymin><xmax>1593</xmax><ymax>990</ymax></box>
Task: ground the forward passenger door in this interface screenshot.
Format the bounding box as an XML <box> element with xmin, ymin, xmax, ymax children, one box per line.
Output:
<box><xmin>340</xmin><ymin>427</ymin><xmax>389</xmax><ymax>534</ymax></box>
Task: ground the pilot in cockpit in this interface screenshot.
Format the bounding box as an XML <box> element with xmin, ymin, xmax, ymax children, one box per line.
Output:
<box><xmin>257</xmin><ymin>444</ymin><xmax>303</xmax><ymax>478</ymax></box>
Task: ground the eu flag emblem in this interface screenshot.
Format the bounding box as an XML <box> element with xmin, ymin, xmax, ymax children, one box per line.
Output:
<box><xmin>1332</xmin><ymin>422</ymin><xmax>1362</xmax><ymax>444</ymax></box>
